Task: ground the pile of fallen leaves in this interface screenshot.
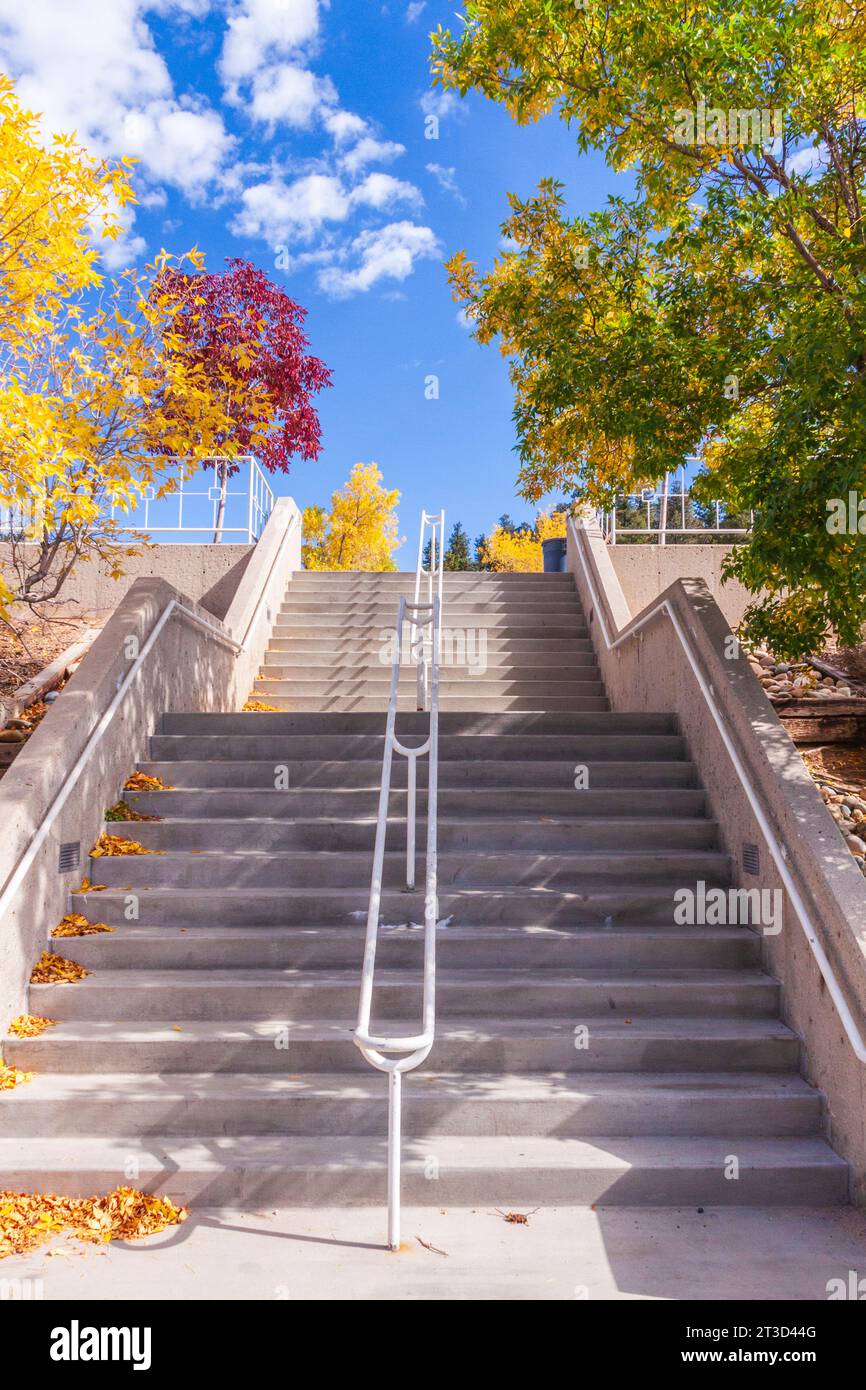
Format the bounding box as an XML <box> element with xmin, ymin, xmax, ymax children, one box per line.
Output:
<box><xmin>243</xmin><ymin>699</ymin><xmax>280</xmax><ymax>712</ymax></box>
<box><xmin>30</xmin><ymin>952</ymin><xmax>89</xmax><ymax>984</ymax></box>
<box><xmin>0</xmin><ymin>1186</ymin><xmax>188</xmax><ymax>1259</ymax></box>
<box><xmin>51</xmin><ymin>913</ymin><xmax>112</xmax><ymax>938</ymax></box>
<box><xmin>8</xmin><ymin>1015</ymin><xmax>57</xmax><ymax>1038</ymax></box>
<box><xmin>91</xmin><ymin>832</ymin><xmax>156</xmax><ymax>857</ymax></box>
<box><xmin>104</xmin><ymin>800</ymin><xmax>160</xmax><ymax>823</ymax></box>
<box><xmin>124</xmin><ymin>771</ymin><xmax>174</xmax><ymax>792</ymax></box>
<box><xmin>0</xmin><ymin>1062</ymin><xmax>31</xmax><ymax>1090</ymax></box>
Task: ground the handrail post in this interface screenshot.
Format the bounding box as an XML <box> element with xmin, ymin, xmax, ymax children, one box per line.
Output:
<box><xmin>406</xmin><ymin>751</ymin><xmax>416</xmax><ymax>891</ymax></box>
<box><xmin>388</xmin><ymin>1069</ymin><xmax>402</xmax><ymax>1251</ymax></box>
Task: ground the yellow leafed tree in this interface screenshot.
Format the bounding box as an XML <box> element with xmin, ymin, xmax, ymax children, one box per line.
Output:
<box><xmin>0</xmin><ymin>74</ymin><xmax>132</xmax><ymax>345</ymax></box>
<box><xmin>302</xmin><ymin>463</ymin><xmax>401</xmax><ymax>571</ymax></box>
<box><xmin>479</xmin><ymin>509</ymin><xmax>567</xmax><ymax>572</ymax></box>
<box><xmin>0</xmin><ymin>76</ymin><xmax>238</xmax><ymax>614</ymax></box>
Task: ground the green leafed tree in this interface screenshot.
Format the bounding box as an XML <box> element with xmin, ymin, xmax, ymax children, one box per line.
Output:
<box><xmin>431</xmin><ymin>0</ymin><xmax>866</xmax><ymax>656</ymax></box>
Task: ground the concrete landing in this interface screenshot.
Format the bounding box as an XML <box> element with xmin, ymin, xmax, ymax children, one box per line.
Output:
<box><xmin>5</xmin><ymin>1205</ymin><xmax>866</xmax><ymax>1301</ymax></box>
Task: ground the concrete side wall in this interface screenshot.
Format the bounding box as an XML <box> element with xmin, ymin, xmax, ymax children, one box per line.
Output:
<box><xmin>0</xmin><ymin>499</ymin><xmax>301</xmax><ymax>1031</ymax></box>
<box><xmin>0</xmin><ymin>544</ymin><xmax>254</xmax><ymax>619</ymax></box>
<box><xmin>608</xmin><ymin>545</ymin><xmax>755</xmax><ymax>629</ymax></box>
<box><xmin>568</xmin><ymin>516</ymin><xmax>866</xmax><ymax>1203</ymax></box>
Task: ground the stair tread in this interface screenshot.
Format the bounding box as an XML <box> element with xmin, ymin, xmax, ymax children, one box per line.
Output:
<box><xmin>0</xmin><ymin>1133</ymin><xmax>843</xmax><ymax>1172</ymax></box>
<box><xmin>29</xmin><ymin>967</ymin><xmax>777</xmax><ymax>989</ymax></box>
<box><xmin>3</xmin><ymin>1071</ymin><xmax>819</xmax><ymax>1103</ymax></box>
<box><xmin>50</xmin><ymin>924</ymin><xmax>754</xmax><ymax>943</ymax></box>
<box><xmin>10</xmin><ymin>1016</ymin><xmax>797</xmax><ymax>1041</ymax></box>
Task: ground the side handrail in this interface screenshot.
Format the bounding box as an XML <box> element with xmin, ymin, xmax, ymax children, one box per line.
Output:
<box><xmin>570</xmin><ymin>516</ymin><xmax>866</xmax><ymax>1065</ymax></box>
<box><xmin>0</xmin><ymin>510</ymin><xmax>300</xmax><ymax>923</ymax></box>
<box><xmin>354</xmin><ymin>510</ymin><xmax>444</xmax><ymax>1250</ymax></box>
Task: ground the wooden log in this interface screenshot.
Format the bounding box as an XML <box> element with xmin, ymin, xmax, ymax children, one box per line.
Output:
<box><xmin>776</xmin><ymin>698</ymin><xmax>866</xmax><ymax>744</ymax></box>
<box><xmin>9</xmin><ymin>626</ymin><xmax>101</xmax><ymax>715</ymax></box>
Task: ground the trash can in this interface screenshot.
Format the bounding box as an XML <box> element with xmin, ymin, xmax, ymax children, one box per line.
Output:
<box><xmin>542</xmin><ymin>537</ymin><xmax>567</xmax><ymax>572</ymax></box>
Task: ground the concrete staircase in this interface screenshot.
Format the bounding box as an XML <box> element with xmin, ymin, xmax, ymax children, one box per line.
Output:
<box><xmin>1</xmin><ymin>571</ymin><xmax>847</xmax><ymax>1207</ymax></box>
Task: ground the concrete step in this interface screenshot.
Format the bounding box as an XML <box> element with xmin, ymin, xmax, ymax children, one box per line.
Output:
<box><xmin>133</xmin><ymin>759</ymin><xmax>701</xmax><ymax>792</ymax></box>
<box><xmin>253</xmin><ymin>676</ymin><xmax>606</xmax><ymax>696</ymax></box>
<box><xmin>0</xmin><ymin>1071</ymin><xmax>821</xmax><ymax>1139</ymax></box>
<box><xmin>247</xmin><ymin>693</ymin><xmax>611</xmax><ymax>713</ymax></box>
<box><xmin>148</xmin><ymin>734</ymin><xmax>687</xmax><ymax>763</ymax></box>
<box><xmin>287</xmin><ymin>573</ymin><xmax>578</xmax><ymax>588</ymax></box>
<box><xmin>106</xmin><ymin>815</ymin><xmax>719</xmax><ymax>854</ymax></box>
<box><xmin>266</xmin><ymin>637</ymin><xmax>598</xmax><ymax>658</ymax></box>
<box><xmin>158</xmin><ymin>710</ymin><xmax>678</xmax><ymax>736</ymax></box>
<box><xmin>85</xmin><ymin>847</ymin><xmax>731</xmax><ymax>889</ymax></box>
<box><xmin>29</xmin><ymin>968</ymin><xmax>778</xmax><ymax>1022</ymax></box>
<box><xmin>271</xmin><ymin>619</ymin><xmax>590</xmax><ymax>640</ymax></box>
<box><xmin>5</xmin><ymin>1016</ymin><xmax>803</xmax><ymax>1075</ymax></box>
<box><xmin>125</xmin><ymin>785</ymin><xmax>706</xmax><ymax>820</ymax></box>
<box><xmin>55</xmin><ymin>924</ymin><xmax>762</xmax><ymax>972</ymax></box>
<box><xmin>70</xmin><ymin>884</ymin><xmax>733</xmax><ymax>928</ymax></box>
<box><xmin>0</xmin><ymin>1134</ymin><xmax>844</xmax><ymax>1206</ymax></box>
<box><xmin>281</xmin><ymin>599</ymin><xmax>585</xmax><ymax>616</ymax></box>
<box><xmin>262</xmin><ymin>665</ymin><xmax>602</xmax><ymax>685</ymax></box>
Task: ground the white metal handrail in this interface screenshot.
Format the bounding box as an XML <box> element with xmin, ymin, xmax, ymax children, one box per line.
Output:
<box><xmin>108</xmin><ymin>456</ymin><xmax>275</xmax><ymax>543</ymax></box>
<box><xmin>570</xmin><ymin>516</ymin><xmax>866</xmax><ymax>1065</ymax></box>
<box><xmin>597</xmin><ymin>466</ymin><xmax>754</xmax><ymax>545</ymax></box>
<box><xmin>0</xmin><ymin>510</ymin><xmax>299</xmax><ymax>924</ymax></box>
<box><xmin>354</xmin><ymin>510</ymin><xmax>445</xmax><ymax>1251</ymax></box>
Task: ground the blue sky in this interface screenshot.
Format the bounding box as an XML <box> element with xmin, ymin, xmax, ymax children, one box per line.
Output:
<box><xmin>0</xmin><ymin>0</ymin><xmax>630</xmax><ymax>555</ymax></box>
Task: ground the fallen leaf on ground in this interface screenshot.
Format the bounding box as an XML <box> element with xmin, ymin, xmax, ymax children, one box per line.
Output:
<box><xmin>76</xmin><ymin>879</ymin><xmax>108</xmax><ymax>893</ymax></box>
<box><xmin>91</xmin><ymin>832</ymin><xmax>157</xmax><ymax>857</ymax></box>
<box><xmin>415</xmin><ymin>1235</ymin><xmax>449</xmax><ymax>1257</ymax></box>
<box><xmin>51</xmin><ymin>913</ymin><xmax>113</xmax><ymax>938</ymax></box>
<box><xmin>104</xmin><ymin>800</ymin><xmax>160</xmax><ymax>823</ymax></box>
<box><xmin>0</xmin><ymin>1062</ymin><xmax>32</xmax><ymax>1090</ymax></box>
<box><xmin>8</xmin><ymin>1015</ymin><xmax>57</xmax><ymax>1037</ymax></box>
<box><xmin>243</xmin><ymin>699</ymin><xmax>280</xmax><ymax>712</ymax></box>
<box><xmin>124</xmin><ymin>771</ymin><xmax>174</xmax><ymax>791</ymax></box>
<box><xmin>495</xmin><ymin>1208</ymin><xmax>539</xmax><ymax>1225</ymax></box>
<box><xmin>30</xmin><ymin>952</ymin><xmax>89</xmax><ymax>984</ymax></box>
<box><xmin>0</xmin><ymin>1187</ymin><xmax>187</xmax><ymax>1259</ymax></box>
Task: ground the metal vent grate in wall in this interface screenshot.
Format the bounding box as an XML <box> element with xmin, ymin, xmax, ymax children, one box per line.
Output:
<box><xmin>742</xmin><ymin>843</ymin><xmax>760</xmax><ymax>876</ymax></box>
<box><xmin>58</xmin><ymin>842</ymin><xmax>80</xmax><ymax>874</ymax></box>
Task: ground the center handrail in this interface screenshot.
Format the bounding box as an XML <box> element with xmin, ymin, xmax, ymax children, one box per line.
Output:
<box><xmin>354</xmin><ymin>509</ymin><xmax>445</xmax><ymax>1251</ymax></box>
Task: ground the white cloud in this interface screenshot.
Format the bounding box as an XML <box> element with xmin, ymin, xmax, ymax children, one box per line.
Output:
<box><xmin>426</xmin><ymin>162</ymin><xmax>466</xmax><ymax>207</ymax></box>
<box><xmin>405</xmin><ymin>1</ymin><xmax>427</xmax><ymax>21</ymax></box>
<box><xmin>247</xmin><ymin>63</ymin><xmax>337</xmax><ymax>128</ymax></box>
<box><xmin>420</xmin><ymin>89</ymin><xmax>463</xmax><ymax>122</ymax></box>
<box><xmin>340</xmin><ymin>135</ymin><xmax>406</xmax><ymax>176</ymax></box>
<box><xmin>120</xmin><ymin>103</ymin><xmax>235</xmax><ymax>194</ymax></box>
<box><xmin>325</xmin><ymin>109</ymin><xmax>368</xmax><ymax>144</ymax></box>
<box><xmin>0</xmin><ymin>0</ymin><xmax>234</xmax><ymax>203</ymax></box>
<box><xmin>318</xmin><ymin>221</ymin><xmax>441</xmax><ymax>297</ymax></box>
<box><xmin>351</xmin><ymin>173</ymin><xmax>423</xmax><ymax>212</ymax></box>
<box><xmin>230</xmin><ymin>172</ymin><xmax>350</xmax><ymax>243</ymax></box>
<box><xmin>220</xmin><ymin>0</ymin><xmax>321</xmax><ymax>89</ymax></box>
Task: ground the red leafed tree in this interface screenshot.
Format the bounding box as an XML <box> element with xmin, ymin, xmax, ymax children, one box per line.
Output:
<box><xmin>161</xmin><ymin>258</ymin><xmax>332</xmax><ymax>539</ymax></box>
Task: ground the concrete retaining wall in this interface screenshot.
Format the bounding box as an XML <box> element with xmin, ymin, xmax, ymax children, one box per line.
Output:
<box><xmin>569</xmin><ymin>516</ymin><xmax>866</xmax><ymax>1203</ymax></box>
<box><xmin>0</xmin><ymin>544</ymin><xmax>254</xmax><ymax>620</ymax></box>
<box><xmin>607</xmin><ymin>544</ymin><xmax>755</xmax><ymax>629</ymax></box>
<box><xmin>0</xmin><ymin>499</ymin><xmax>301</xmax><ymax>1031</ymax></box>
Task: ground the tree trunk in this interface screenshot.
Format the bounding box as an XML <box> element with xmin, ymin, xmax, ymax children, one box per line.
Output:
<box><xmin>213</xmin><ymin>460</ymin><xmax>228</xmax><ymax>544</ymax></box>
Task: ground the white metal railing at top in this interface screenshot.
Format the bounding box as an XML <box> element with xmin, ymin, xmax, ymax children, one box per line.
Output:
<box><xmin>109</xmin><ymin>456</ymin><xmax>275</xmax><ymax>543</ymax></box>
<box><xmin>598</xmin><ymin>465</ymin><xmax>753</xmax><ymax>545</ymax></box>
<box><xmin>354</xmin><ymin>509</ymin><xmax>445</xmax><ymax>1251</ymax></box>
<box><xmin>0</xmin><ymin>457</ymin><xmax>276</xmax><ymax>545</ymax></box>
